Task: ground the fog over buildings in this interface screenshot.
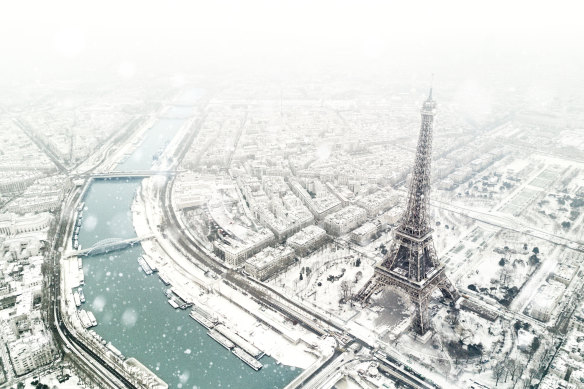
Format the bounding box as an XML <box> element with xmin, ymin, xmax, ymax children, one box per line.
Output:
<box><xmin>1</xmin><ymin>1</ymin><xmax>584</xmax><ymax>389</ymax></box>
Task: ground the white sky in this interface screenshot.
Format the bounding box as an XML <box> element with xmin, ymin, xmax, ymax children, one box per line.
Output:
<box><xmin>0</xmin><ymin>1</ymin><xmax>582</xmax><ymax>83</ymax></box>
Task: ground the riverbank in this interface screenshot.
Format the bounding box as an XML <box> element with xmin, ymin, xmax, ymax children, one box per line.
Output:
<box><xmin>131</xmin><ymin>177</ymin><xmax>326</xmax><ymax>370</ymax></box>
<box><xmin>60</xmin><ymin>217</ymin><xmax>168</xmax><ymax>389</ymax></box>
<box><xmin>67</xmin><ymin>90</ymin><xmax>311</xmax><ymax>388</ymax></box>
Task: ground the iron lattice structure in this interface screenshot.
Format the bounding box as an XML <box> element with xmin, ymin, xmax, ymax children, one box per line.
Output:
<box><xmin>356</xmin><ymin>89</ymin><xmax>459</xmax><ymax>335</ymax></box>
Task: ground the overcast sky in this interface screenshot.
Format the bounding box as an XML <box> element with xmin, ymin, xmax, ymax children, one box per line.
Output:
<box><xmin>0</xmin><ymin>1</ymin><xmax>582</xmax><ymax>86</ymax></box>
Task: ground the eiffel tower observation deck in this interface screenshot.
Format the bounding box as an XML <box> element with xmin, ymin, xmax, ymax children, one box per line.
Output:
<box><xmin>356</xmin><ymin>87</ymin><xmax>460</xmax><ymax>335</ymax></box>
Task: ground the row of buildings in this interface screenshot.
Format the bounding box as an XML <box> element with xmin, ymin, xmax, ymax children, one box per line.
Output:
<box><xmin>213</xmin><ymin>222</ymin><xmax>330</xmax><ymax>281</ymax></box>
<box><xmin>539</xmin><ymin>327</ymin><xmax>584</xmax><ymax>389</ymax></box>
<box><xmin>212</xmin><ymin>196</ymin><xmax>392</xmax><ymax>281</ymax></box>
<box><xmin>323</xmin><ymin>205</ymin><xmax>368</xmax><ymax>236</ymax></box>
<box><xmin>213</xmin><ymin>228</ymin><xmax>274</xmax><ymax>266</ymax></box>
<box><xmin>207</xmin><ymin>160</ymin><xmax>403</xmax><ymax>281</ymax></box>
<box><xmin>0</xmin><ymin>171</ymin><xmax>45</xmax><ymax>196</ymax></box>
<box><xmin>0</xmin><ymin>213</ymin><xmax>53</xmax><ymax>236</ymax></box>
<box><xmin>8</xmin><ymin>333</ymin><xmax>56</xmax><ymax>376</ymax></box>
<box><xmin>289</xmin><ymin>178</ymin><xmax>342</xmax><ymax>220</ymax></box>
<box><xmin>3</xmin><ymin>175</ymin><xmax>72</xmax><ymax>214</ymax></box>
<box><xmin>0</xmin><ymin>218</ymin><xmax>58</xmax><ymax>378</ymax></box>
<box><xmin>526</xmin><ymin>253</ymin><xmax>581</xmax><ymax>323</ymax></box>
<box><xmin>238</xmin><ymin>175</ymin><xmax>315</xmax><ymax>241</ymax></box>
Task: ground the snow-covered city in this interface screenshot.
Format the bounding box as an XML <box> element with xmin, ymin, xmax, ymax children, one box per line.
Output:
<box><xmin>1</xmin><ymin>2</ymin><xmax>584</xmax><ymax>389</ymax></box>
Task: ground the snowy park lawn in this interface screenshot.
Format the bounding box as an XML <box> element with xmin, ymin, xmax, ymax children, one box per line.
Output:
<box><xmin>461</xmin><ymin>230</ymin><xmax>555</xmax><ymax>307</ymax></box>
<box><xmin>269</xmin><ymin>243</ymin><xmax>375</xmax><ymax>322</ymax></box>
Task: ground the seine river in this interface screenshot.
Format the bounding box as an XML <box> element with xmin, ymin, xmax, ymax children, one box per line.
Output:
<box><xmin>77</xmin><ymin>91</ymin><xmax>299</xmax><ymax>388</ymax></box>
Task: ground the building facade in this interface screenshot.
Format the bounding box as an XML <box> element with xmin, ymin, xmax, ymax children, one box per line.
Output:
<box><xmin>244</xmin><ymin>246</ymin><xmax>296</xmax><ymax>281</ymax></box>
<box><xmin>323</xmin><ymin>205</ymin><xmax>367</xmax><ymax>236</ymax></box>
<box><xmin>9</xmin><ymin>333</ymin><xmax>55</xmax><ymax>376</ymax></box>
<box><xmin>287</xmin><ymin>225</ymin><xmax>328</xmax><ymax>256</ymax></box>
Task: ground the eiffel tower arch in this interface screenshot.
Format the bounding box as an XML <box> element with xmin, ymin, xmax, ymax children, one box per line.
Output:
<box><xmin>356</xmin><ymin>87</ymin><xmax>460</xmax><ymax>335</ymax></box>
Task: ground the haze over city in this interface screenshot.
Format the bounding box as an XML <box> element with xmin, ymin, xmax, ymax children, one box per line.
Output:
<box><xmin>0</xmin><ymin>1</ymin><xmax>583</xmax><ymax>389</ymax></box>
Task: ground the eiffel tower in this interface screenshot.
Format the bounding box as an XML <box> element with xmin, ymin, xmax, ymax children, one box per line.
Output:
<box><xmin>356</xmin><ymin>87</ymin><xmax>459</xmax><ymax>335</ymax></box>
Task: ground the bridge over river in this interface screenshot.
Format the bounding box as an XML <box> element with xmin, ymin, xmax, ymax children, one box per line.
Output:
<box><xmin>67</xmin><ymin>235</ymin><xmax>154</xmax><ymax>257</ymax></box>
<box><xmin>88</xmin><ymin>170</ymin><xmax>181</xmax><ymax>179</ymax></box>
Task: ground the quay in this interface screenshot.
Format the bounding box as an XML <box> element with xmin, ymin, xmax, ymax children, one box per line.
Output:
<box><xmin>158</xmin><ymin>273</ymin><xmax>171</xmax><ymax>285</ymax></box>
<box><xmin>142</xmin><ymin>254</ymin><xmax>158</xmax><ymax>272</ymax></box>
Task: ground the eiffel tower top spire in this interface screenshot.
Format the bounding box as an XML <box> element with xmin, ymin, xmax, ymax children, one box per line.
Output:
<box><xmin>397</xmin><ymin>86</ymin><xmax>437</xmax><ymax>239</ymax></box>
<box><xmin>428</xmin><ymin>73</ymin><xmax>434</xmax><ymax>101</ymax></box>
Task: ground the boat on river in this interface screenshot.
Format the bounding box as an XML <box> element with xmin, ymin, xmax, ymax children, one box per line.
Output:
<box><xmin>138</xmin><ymin>256</ymin><xmax>153</xmax><ymax>275</ymax></box>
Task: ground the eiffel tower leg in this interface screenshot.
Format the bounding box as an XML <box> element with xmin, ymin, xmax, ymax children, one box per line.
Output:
<box><xmin>412</xmin><ymin>296</ymin><xmax>430</xmax><ymax>335</ymax></box>
<box><xmin>438</xmin><ymin>275</ymin><xmax>460</xmax><ymax>302</ymax></box>
<box><xmin>355</xmin><ymin>276</ymin><xmax>382</xmax><ymax>305</ymax></box>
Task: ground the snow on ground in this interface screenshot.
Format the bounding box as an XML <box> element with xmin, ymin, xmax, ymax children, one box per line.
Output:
<box><xmin>461</xmin><ymin>228</ymin><xmax>556</xmax><ymax>306</ymax></box>
<box><xmin>131</xmin><ymin>183</ymin><xmax>323</xmax><ymax>369</ymax></box>
<box><xmin>98</xmin><ymin>116</ymin><xmax>157</xmax><ymax>173</ymax></box>
<box><xmin>126</xmin><ymin>145</ymin><xmax>584</xmax><ymax>388</ymax></box>
<box><xmin>270</xmin><ymin>243</ymin><xmax>374</xmax><ymax>322</ymax></box>
<box><xmin>511</xmin><ymin>244</ymin><xmax>561</xmax><ymax>313</ymax></box>
<box><xmin>17</xmin><ymin>368</ymin><xmax>84</xmax><ymax>389</ymax></box>
<box><xmin>334</xmin><ymin>360</ymin><xmax>400</xmax><ymax>389</ymax></box>
<box><xmin>441</xmin><ymin>224</ymin><xmax>498</xmax><ymax>285</ymax></box>
<box><xmin>394</xmin><ymin>331</ymin><xmax>452</xmax><ymax>376</ymax></box>
<box><xmin>251</xmin><ymin>323</ymin><xmax>318</xmax><ymax>369</ymax></box>
<box><xmin>203</xmin><ymin>281</ymin><xmax>320</xmax><ymax>369</ymax></box>
<box><xmin>432</xmin><ymin>206</ymin><xmax>476</xmax><ymax>256</ymax></box>
<box><xmin>333</xmin><ymin>375</ymin><xmax>366</xmax><ymax>389</ymax></box>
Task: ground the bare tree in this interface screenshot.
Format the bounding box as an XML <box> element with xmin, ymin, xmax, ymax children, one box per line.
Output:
<box><xmin>508</xmin><ymin>359</ymin><xmax>520</xmax><ymax>382</ymax></box>
<box><xmin>339</xmin><ymin>280</ymin><xmax>353</xmax><ymax>301</ymax></box>
<box><xmin>525</xmin><ymin>367</ymin><xmax>538</xmax><ymax>388</ymax></box>
<box><xmin>504</xmin><ymin>359</ymin><xmax>517</xmax><ymax>383</ymax></box>
<box><xmin>451</xmin><ymin>308</ymin><xmax>460</xmax><ymax>326</ymax></box>
<box><xmin>493</xmin><ymin>360</ymin><xmax>506</xmax><ymax>386</ymax></box>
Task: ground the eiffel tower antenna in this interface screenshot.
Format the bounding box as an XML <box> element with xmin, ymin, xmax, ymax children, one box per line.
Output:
<box><xmin>356</xmin><ymin>86</ymin><xmax>459</xmax><ymax>335</ymax></box>
<box><xmin>429</xmin><ymin>73</ymin><xmax>434</xmax><ymax>100</ymax></box>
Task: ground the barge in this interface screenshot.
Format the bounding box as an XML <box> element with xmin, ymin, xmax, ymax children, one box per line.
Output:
<box><xmin>207</xmin><ymin>329</ymin><xmax>235</xmax><ymax>350</ymax></box>
<box><xmin>189</xmin><ymin>310</ymin><xmax>215</xmax><ymax>330</ymax></box>
<box><xmin>232</xmin><ymin>347</ymin><xmax>262</xmax><ymax>371</ymax></box>
<box><xmin>87</xmin><ymin>311</ymin><xmax>97</xmax><ymax>327</ymax></box>
<box><xmin>138</xmin><ymin>256</ymin><xmax>153</xmax><ymax>275</ymax></box>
